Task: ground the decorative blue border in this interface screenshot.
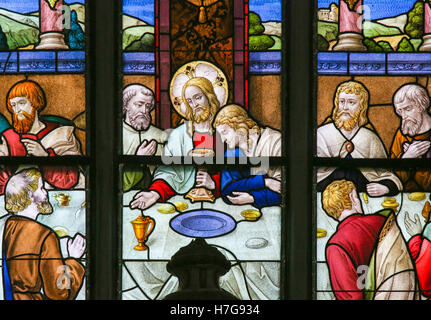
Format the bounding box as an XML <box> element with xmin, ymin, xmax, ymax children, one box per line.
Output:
<box><xmin>249</xmin><ymin>51</ymin><xmax>282</xmax><ymax>74</ymax></box>
<box><xmin>0</xmin><ymin>51</ymin><xmax>85</xmax><ymax>74</ymax></box>
<box><xmin>318</xmin><ymin>52</ymin><xmax>431</xmax><ymax>75</ymax></box>
<box><xmin>123</xmin><ymin>52</ymin><xmax>156</xmax><ymax>74</ymax></box>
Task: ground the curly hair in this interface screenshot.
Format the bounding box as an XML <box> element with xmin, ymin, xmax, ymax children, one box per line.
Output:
<box><xmin>5</xmin><ymin>169</ymin><xmax>41</xmax><ymax>214</ymax></box>
<box><xmin>213</xmin><ymin>104</ymin><xmax>261</xmax><ymax>137</ymax></box>
<box><xmin>322</xmin><ymin>179</ymin><xmax>356</xmax><ymax>220</ymax></box>
<box><xmin>333</xmin><ymin>81</ymin><xmax>369</xmax><ymax>128</ymax></box>
<box><xmin>7</xmin><ymin>80</ymin><xmax>46</xmax><ymax>114</ymax></box>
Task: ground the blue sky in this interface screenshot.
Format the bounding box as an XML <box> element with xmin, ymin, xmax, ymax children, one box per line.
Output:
<box><xmin>123</xmin><ymin>0</ymin><xmax>154</xmax><ymax>25</ymax></box>
<box><xmin>0</xmin><ymin>0</ymin><xmax>85</xmax><ymax>14</ymax></box>
<box><xmin>318</xmin><ymin>0</ymin><xmax>418</xmax><ymax>20</ymax></box>
<box><xmin>250</xmin><ymin>0</ymin><xmax>282</xmax><ymax>22</ymax></box>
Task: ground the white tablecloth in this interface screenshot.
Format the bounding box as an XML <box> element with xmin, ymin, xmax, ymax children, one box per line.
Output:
<box><xmin>122</xmin><ymin>191</ymin><xmax>282</xmax><ymax>300</ymax></box>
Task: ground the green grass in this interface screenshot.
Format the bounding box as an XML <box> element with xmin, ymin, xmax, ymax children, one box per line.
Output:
<box><xmin>0</xmin><ymin>14</ymin><xmax>39</xmax><ymax>50</ymax></box>
<box><xmin>363</xmin><ymin>21</ymin><xmax>402</xmax><ymax>38</ymax></box>
<box><xmin>317</xmin><ymin>21</ymin><xmax>338</xmax><ymax>42</ymax></box>
<box><xmin>269</xmin><ymin>35</ymin><xmax>282</xmax><ymax>50</ymax></box>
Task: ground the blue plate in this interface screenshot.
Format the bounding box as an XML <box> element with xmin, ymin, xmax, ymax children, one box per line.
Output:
<box><xmin>170</xmin><ymin>209</ymin><xmax>236</xmax><ymax>238</ymax></box>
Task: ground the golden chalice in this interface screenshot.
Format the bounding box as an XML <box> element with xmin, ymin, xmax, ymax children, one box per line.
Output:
<box><xmin>185</xmin><ymin>148</ymin><xmax>216</xmax><ymax>203</ymax></box>
<box><xmin>54</xmin><ymin>193</ymin><xmax>71</xmax><ymax>207</ymax></box>
<box><xmin>131</xmin><ymin>214</ymin><xmax>155</xmax><ymax>251</ymax></box>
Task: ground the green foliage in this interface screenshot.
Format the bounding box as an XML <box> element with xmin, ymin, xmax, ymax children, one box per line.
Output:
<box><xmin>363</xmin><ymin>38</ymin><xmax>383</xmax><ymax>52</ymax></box>
<box><xmin>377</xmin><ymin>41</ymin><xmax>393</xmax><ymax>52</ymax></box>
<box><xmin>317</xmin><ymin>34</ymin><xmax>329</xmax><ymax>51</ymax></box>
<box><xmin>317</xmin><ymin>21</ymin><xmax>338</xmax><ymax>42</ymax></box>
<box><xmin>249</xmin><ymin>35</ymin><xmax>275</xmax><ymax>51</ymax></box>
<box><xmin>125</xmin><ymin>33</ymin><xmax>155</xmax><ymax>51</ymax></box>
<box><xmin>249</xmin><ymin>12</ymin><xmax>265</xmax><ymax>36</ymax></box>
<box><xmin>405</xmin><ymin>0</ymin><xmax>424</xmax><ymax>39</ymax></box>
<box><xmin>397</xmin><ymin>37</ymin><xmax>415</xmax><ymax>52</ymax></box>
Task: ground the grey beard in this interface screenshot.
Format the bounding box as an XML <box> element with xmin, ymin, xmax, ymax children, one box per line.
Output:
<box><xmin>402</xmin><ymin>119</ymin><xmax>421</xmax><ymax>136</ymax></box>
<box><xmin>129</xmin><ymin>115</ymin><xmax>150</xmax><ymax>131</ymax></box>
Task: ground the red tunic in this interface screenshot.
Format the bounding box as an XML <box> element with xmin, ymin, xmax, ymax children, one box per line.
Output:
<box><xmin>149</xmin><ymin>132</ymin><xmax>220</xmax><ymax>202</ymax></box>
<box><xmin>0</xmin><ymin>122</ymin><xmax>79</xmax><ymax>193</ymax></box>
<box><xmin>326</xmin><ymin>214</ymin><xmax>386</xmax><ymax>300</ymax></box>
<box><xmin>408</xmin><ymin>235</ymin><xmax>431</xmax><ymax>298</ymax></box>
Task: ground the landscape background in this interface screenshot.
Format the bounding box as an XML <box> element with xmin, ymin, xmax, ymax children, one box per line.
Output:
<box><xmin>317</xmin><ymin>0</ymin><xmax>426</xmax><ymax>52</ymax></box>
<box><xmin>0</xmin><ymin>0</ymin><xmax>85</xmax><ymax>50</ymax></box>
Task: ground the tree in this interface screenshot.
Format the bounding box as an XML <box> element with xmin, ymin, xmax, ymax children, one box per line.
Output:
<box><xmin>397</xmin><ymin>37</ymin><xmax>415</xmax><ymax>52</ymax></box>
<box><xmin>363</xmin><ymin>38</ymin><xmax>383</xmax><ymax>52</ymax></box>
<box><xmin>248</xmin><ymin>11</ymin><xmax>274</xmax><ymax>51</ymax></box>
<box><xmin>0</xmin><ymin>25</ymin><xmax>8</xmax><ymax>51</ymax></box>
<box><xmin>405</xmin><ymin>0</ymin><xmax>424</xmax><ymax>39</ymax></box>
<box><xmin>249</xmin><ymin>12</ymin><xmax>265</xmax><ymax>36</ymax></box>
<box><xmin>317</xmin><ymin>34</ymin><xmax>329</xmax><ymax>51</ymax></box>
<box><xmin>377</xmin><ymin>41</ymin><xmax>393</xmax><ymax>52</ymax></box>
<box><xmin>65</xmin><ymin>10</ymin><xmax>85</xmax><ymax>49</ymax></box>
<box><xmin>249</xmin><ymin>35</ymin><xmax>275</xmax><ymax>51</ymax></box>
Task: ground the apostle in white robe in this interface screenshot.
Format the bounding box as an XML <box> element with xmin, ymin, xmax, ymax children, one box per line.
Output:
<box><xmin>316</xmin><ymin>80</ymin><xmax>402</xmax><ymax>196</ymax></box>
<box><xmin>122</xmin><ymin>84</ymin><xmax>168</xmax><ymax>191</ymax></box>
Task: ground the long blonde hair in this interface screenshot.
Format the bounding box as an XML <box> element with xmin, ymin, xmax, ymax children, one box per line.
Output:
<box><xmin>322</xmin><ymin>180</ymin><xmax>356</xmax><ymax>220</ymax></box>
<box><xmin>333</xmin><ymin>81</ymin><xmax>369</xmax><ymax>128</ymax></box>
<box><xmin>213</xmin><ymin>104</ymin><xmax>261</xmax><ymax>136</ymax></box>
<box><xmin>182</xmin><ymin>77</ymin><xmax>220</xmax><ymax>121</ymax></box>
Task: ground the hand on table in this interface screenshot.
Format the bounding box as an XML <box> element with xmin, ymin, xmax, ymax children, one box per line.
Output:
<box><xmin>130</xmin><ymin>190</ymin><xmax>160</xmax><ymax>210</ymax></box>
<box><xmin>366</xmin><ymin>183</ymin><xmax>389</xmax><ymax>197</ymax></box>
<box><xmin>227</xmin><ymin>191</ymin><xmax>255</xmax><ymax>205</ymax></box>
<box><xmin>196</xmin><ymin>170</ymin><xmax>215</xmax><ymax>190</ymax></box>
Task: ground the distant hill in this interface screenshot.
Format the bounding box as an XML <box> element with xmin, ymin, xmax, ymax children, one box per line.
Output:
<box><xmin>262</xmin><ymin>21</ymin><xmax>281</xmax><ymax>38</ymax></box>
<box><xmin>123</xmin><ymin>14</ymin><xmax>148</xmax><ymax>29</ymax></box>
<box><xmin>376</xmin><ymin>14</ymin><xmax>407</xmax><ymax>34</ymax></box>
<box><xmin>363</xmin><ymin>21</ymin><xmax>402</xmax><ymax>38</ymax></box>
<box><xmin>0</xmin><ymin>14</ymin><xmax>39</xmax><ymax>50</ymax></box>
<box><xmin>123</xmin><ymin>26</ymin><xmax>154</xmax><ymax>50</ymax></box>
<box><xmin>0</xmin><ymin>9</ymin><xmax>38</xmax><ymax>27</ymax></box>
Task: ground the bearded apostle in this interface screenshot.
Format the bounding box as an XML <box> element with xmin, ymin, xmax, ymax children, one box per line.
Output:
<box><xmin>0</xmin><ymin>169</ymin><xmax>86</xmax><ymax>300</ymax></box>
<box><xmin>0</xmin><ymin>80</ymin><xmax>83</xmax><ymax>193</ymax></box>
<box><xmin>130</xmin><ymin>77</ymin><xmax>222</xmax><ymax>210</ymax></box>
<box><xmin>317</xmin><ymin>80</ymin><xmax>402</xmax><ymax>197</ymax></box>
<box><xmin>122</xmin><ymin>84</ymin><xmax>168</xmax><ymax>191</ymax></box>
<box><xmin>322</xmin><ymin>179</ymin><xmax>418</xmax><ymax>300</ymax></box>
<box><xmin>213</xmin><ymin>104</ymin><xmax>281</xmax><ymax>208</ymax></box>
<box><xmin>390</xmin><ymin>84</ymin><xmax>431</xmax><ymax>191</ymax></box>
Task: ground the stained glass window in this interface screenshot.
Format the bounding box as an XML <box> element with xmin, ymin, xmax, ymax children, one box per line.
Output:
<box><xmin>0</xmin><ymin>0</ymin><xmax>88</xmax><ymax>300</ymax></box>
<box><xmin>314</xmin><ymin>0</ymin><xmax>431</xmax><ymax>300</ymax></box>
<box><xmin>120</xmin><ymin>0</ymin><xmax>285</xmax><ymax>300</ymax></box>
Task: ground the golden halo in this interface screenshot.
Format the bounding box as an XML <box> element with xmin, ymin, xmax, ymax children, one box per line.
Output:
<box><xmin>169</xmin><ymin>60</ymin><xmax>229</xmax><ymax>118</ymax></box>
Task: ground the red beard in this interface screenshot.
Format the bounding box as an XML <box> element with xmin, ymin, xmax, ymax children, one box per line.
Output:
<box><xmin>12</xmin><ymin>109</ymin><xmax>35</xmax><ymax>133</ymax></box>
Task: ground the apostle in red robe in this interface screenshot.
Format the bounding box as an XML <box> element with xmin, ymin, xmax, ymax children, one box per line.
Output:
<box><xmin>0</xmin><ymin>80</ymin><xmax>83</xmax><ymax>194</ymax></box>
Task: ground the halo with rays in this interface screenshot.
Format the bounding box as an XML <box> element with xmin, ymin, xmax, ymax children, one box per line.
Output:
<box><xmin>169</xmin><ymin>61</ymin><xmax>229</xmax><ymax>119</ymax></box>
